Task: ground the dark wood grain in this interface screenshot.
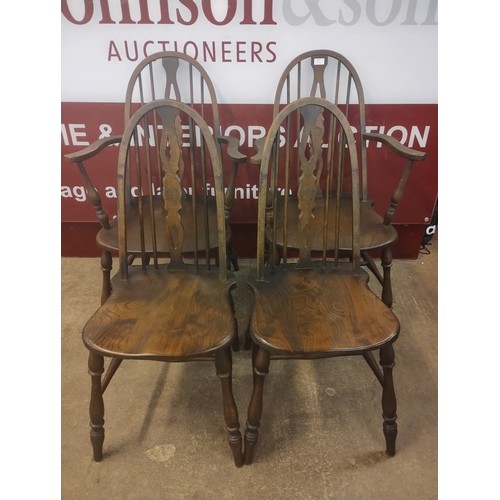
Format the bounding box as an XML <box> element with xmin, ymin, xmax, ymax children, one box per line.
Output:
<box><xmin>84</xmin><ymin>267</ymin><xmax>236</xmax><ymax>359</ymax></box>
<box><xmin>249</xmin><ymin>268</ymin><xmax>399</xmax><ymax>355</ymax></box>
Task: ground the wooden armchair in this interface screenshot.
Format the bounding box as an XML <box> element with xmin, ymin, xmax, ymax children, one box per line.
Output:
<box><xmin>82</xmin><ymin>99</ymin><xmax>243</xmax><ymax>467</ymax></box>
<box><xmin>251</xmin><ymin>50</ymin><xmax>426</xmax><ymax>309</ymax></box>
<box><xmin>243</xmin><ymin>97</ymin><xmax>401</xmax><ymax>465</ymax></box>
<box><xmin>65</xmin><ymin>52</ymin><xmax>245</xmax><ymax>306</ymax></box>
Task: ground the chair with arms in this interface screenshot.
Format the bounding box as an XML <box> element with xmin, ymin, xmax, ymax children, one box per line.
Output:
<box><xmin>251</xmin><ymin>49</ymin><xmax>426</xmax><ymax>309</ymax></box>
<box><xmin>243</xmin><ymin>97</ymin><xmax>401</xmax><ymax>465</ymax></box>
<box><xmin>65</xmin><ymin>51</ymin><xmax>245</xmax><ymax>306</ymax></box>
<box><xmin>83</xmin><ymin>99</ymin><xmax>243</xmax><ymax>467</ymax></box>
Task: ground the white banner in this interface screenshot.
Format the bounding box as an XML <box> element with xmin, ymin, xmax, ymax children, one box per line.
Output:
<box><xmin>61</xmin><ymin>0</ymin><xmax>438</xmax><ymax>104</ymax></box>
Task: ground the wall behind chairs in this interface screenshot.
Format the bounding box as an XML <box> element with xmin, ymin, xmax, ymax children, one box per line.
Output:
<box><xmin>61</xmin><ymin>0</ymin><xmax>438</xmax><ymax>258</ymax></box>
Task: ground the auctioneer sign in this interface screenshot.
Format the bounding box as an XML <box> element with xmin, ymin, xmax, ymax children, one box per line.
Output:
<box><xmin>61</xmin><ymin>0</ymin><xmax>438</xmax><ymax>256</ymax></box>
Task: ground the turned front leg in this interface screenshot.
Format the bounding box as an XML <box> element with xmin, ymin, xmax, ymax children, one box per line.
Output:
<box><xmin>244</xmin><ymin>346</ymin><xmax>270</xmax><ymax>465</ymax></box>
<box><xmin>215</xmin><ymin>348</ymin><xmax>243</xmax><ymax>467</ymax></box>
<box><xmin>380</xmin><ymin>343</ymin><xmax>397</xmax><ymax>456</ymax></box>
<box><xmin>88</xmin><ymin>352</ymin><xmax>105</xmax><ymax>461</ymax></box>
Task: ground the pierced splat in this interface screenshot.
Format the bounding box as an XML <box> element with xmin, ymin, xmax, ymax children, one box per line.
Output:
<box><xmin>162</xmin><ymin>57</ymin><xmax>181</xmax><ymax>101</ymax></box>
<box><xmin>157</xmin><ymin>106</ymin><xmax>185</xmax><ymax>269</ymax></box>
<box><xmin>310</xmin><ymin>56</ymin><xmax>328</xmax><ymax>98</ymax></box>
<box><xmin>308</xmin><ymin>56</ymin><xmax>330</xmax><ymax>194</ymax></box>
<box><xmin>296</xmin><ymin>104</ymin><xmax>325</xmax><ymax>268</ymax></box>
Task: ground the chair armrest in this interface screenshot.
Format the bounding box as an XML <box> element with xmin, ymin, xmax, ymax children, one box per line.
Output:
<box><xmin>250</xmin><ymin>137</ymin><xmax>265</xmax><ymax>165</ymax></box>
<box><xmin>362</xmin><ymin>132</ymin><xmax>426</xmax><ymax>161</ymax></box>
<box><xmin>362</xmin><ymin>133</ymin><xmax>427</xmax><ymax>226</ymax></box>
<box><xmin>64</xmin><ymin>136</ymin><xmax>121</xmax><ymax>231</ymax></box>
<box><xmin>218</xmin><ymin>135</ymin><xmax>246</xmax><ymax>164</ymax></box>
<box><xmin>64</xmin><ymin>135</ymin><xmax>122</xmax><ymax>163</ymax></box>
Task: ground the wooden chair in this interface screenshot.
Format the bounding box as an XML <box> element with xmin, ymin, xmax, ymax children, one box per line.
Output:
<box><xmin>251</xmin><ymin>49</ymin><xmax>426</xmax><ymax>309</ymax></box>
<box><xmin>82</xmin><ymin>99</ymin><xmax>243</xmax><ymax>467</ymax></box>
<box><xmin>243</xmin><ymin>97</ymin><xmax>401</xmax><ymax>465</ymax></box>
<box><xmin>65</xmin><ymin>51</ymin><xmax>245</xmax><ymax>306</ymax></box>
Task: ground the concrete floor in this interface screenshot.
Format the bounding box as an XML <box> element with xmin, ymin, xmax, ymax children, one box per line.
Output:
<box><xmin>61</xmin><ymin>239</ymin><xmax>437</xmax><ymax>499</ymax></box>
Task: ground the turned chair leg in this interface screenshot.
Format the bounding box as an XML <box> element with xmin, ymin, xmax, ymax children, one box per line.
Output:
<box><xmin>244</xmin><ymin>346</ymin><xmax>270</xmax><ymax>465</ymax></box>
<box><xmin>215</xmin><ymin>348</ymin><xmax>243</xmax><ymax>467</ymax></box>
<box><xmin>88</xmin><ymin>352</ymin><xmax>105</xmax><ymax>461</ymax></box>
<box><xmin>100</xmin><ymin>250</ymin><xmax>113</xmax><ymax>305</ymax></box>
<box><xmin>380</xmin><ymin>343</ymin><xmax>397</xmax><ymax>456</ymax></box>
<box><xmin>381</xmin><ymin>246</ymin><xmax>393</xmax><ymax>309</ymax></box>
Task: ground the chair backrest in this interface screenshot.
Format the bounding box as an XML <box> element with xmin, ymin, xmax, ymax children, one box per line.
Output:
<box><xmin>121</xmin><ymin>51</ymin><xmax>230</xmax><ymax>214</ymax></box>
<box><xmin>117</xmin><ymin>99</ymin><xmax>227</xmax><ymax>281</ymax></box>
<box><xmin>256</xmin><ymin>97</ymin><xmax>360</xmax><ymax>280</ymax></box>
<box><xmin>273</xmin><ymin>50</ymin><xmax>369</xmax><ymax>201</ymax></box>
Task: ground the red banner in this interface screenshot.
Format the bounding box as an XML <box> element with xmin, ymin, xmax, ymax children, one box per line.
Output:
<box><xmin>62</xmin><ymin>102</ymin><xmax>437</xmax><ymax>227</ymax></box>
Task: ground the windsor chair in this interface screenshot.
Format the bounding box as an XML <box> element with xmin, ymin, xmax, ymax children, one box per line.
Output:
<box><xmin>251</xmin><ymin>50</ymin><xmax>426</xmax><ymax>311</ymax></box>
<box><xmin>65</xmin><ymin>52</ymin><xmax>245</xmax><ymax>306</ymax></box>
<box><xmin>243</xmin><ymin>97</ymin><xmax>400</xmax><ymax>465</ymax></box>
<box><xmin>82</xmin><ymin>99</ymin><xmax>243</xmax><ymax>467</ymax></box>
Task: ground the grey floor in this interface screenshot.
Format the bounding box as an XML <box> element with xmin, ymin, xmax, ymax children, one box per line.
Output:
<box><xmin>61</xmin><ymin>239</ymin><xmax>438</xmax><ymax>499</ymax></box>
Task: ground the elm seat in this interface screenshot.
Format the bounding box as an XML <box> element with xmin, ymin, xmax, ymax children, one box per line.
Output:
<box><xmin>250</xmin><ymin>268</ymin><xmax>399</xmax><ymax>355</ymax></box>
<box><xmin>84</xmin><ymin>267</ymin><xmax>236</xmax><ymax>359</ymax></box>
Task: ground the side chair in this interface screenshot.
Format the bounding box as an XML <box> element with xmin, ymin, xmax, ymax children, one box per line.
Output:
<box><xmin>243</xmin><ymin>97</ymin><xmax>401</xmax><ymax>465</ymax></box>
<box><xmin>82</xmin><ymin>99</ymin><xmax>243</xmax><ymax>467</ymax></box>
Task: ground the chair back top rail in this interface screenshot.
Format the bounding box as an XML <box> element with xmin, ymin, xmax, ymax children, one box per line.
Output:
<box><xmin>124</xmin><ymin>51</ymin><xmax>222</xmax><ymax>136</ymax></box>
